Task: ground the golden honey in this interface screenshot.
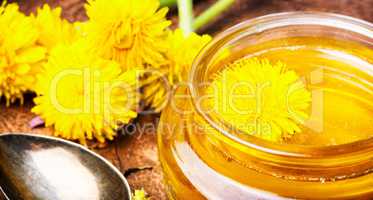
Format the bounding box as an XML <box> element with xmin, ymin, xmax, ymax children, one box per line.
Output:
<box><xmin>158</xmin><ymin>12</ymin><xmax>373</xmax><ymax>199</ymax></box>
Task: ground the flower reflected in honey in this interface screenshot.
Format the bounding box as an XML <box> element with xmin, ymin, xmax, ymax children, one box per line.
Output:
<box><xmin>206</xmin><ymin>58</ymin><xmax>311</xmax><ymax>142</ymax></box>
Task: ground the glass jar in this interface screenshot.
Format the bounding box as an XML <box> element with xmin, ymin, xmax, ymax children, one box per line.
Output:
<box><xmin>157</xmin><ymin>12</ymin><xmax>373</xmax><ymax>199</ymax></box>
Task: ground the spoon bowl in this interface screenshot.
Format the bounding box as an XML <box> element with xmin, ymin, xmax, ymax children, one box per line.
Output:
<box><xmin>0</xmin><ymin>133</ymin><xmax>131</xmax><ymax>200</ymax></box>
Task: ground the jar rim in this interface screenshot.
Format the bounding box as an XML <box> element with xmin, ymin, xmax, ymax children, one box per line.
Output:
<box><xmin>189</xmin><ymin>11</ymin><xmax>373</xmax><ymax>158</ymax></box>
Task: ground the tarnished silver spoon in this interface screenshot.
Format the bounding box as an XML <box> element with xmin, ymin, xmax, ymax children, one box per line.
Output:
<box><xmin>0</xmin><ymin>133</ymin><xmax>131</xmax><ymax>200</ymax></box>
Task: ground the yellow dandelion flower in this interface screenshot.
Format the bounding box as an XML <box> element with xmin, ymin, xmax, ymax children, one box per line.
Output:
<box><xmin>0</xmin><ymin>2</ymin><xmax>46</xmax><ymax>105</ymax></box>
<box><xmin>74</xmin><ymin>21</ymin><xmax>89</xmax><ymax>37</ymax></box>
<box><xmin>32</xmin><ymin>41</ymin><xmax>141</xmax><ymax>145</ymax></box>
<box><xmin>32</xmin><ymin>4</ymin><xmax>78</xmax><ymax>51</ymax></box>
<box><xmin>85</xmin><ymin>0</ymin><xmax>171</xmax><ymax>69</ymax></box>
<box><xmin>206</xmin><ymin>58</ymin><xmax>311</xmax><ymax>142</ymax></box>
<box><xmin>132</xmin><ymin>189</ymin><xmax>149</xmax><ymax>200</ymax></box>
<box><xmin>143</xmin><ymin>29</ymin><xmax>211</xmax><ymax>111</ymax></box>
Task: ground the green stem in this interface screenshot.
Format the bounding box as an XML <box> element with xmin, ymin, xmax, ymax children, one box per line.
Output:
<box><xmin>177</xmin><ymin>0</ymin><xmax>194</xmax><ymax>35</ymax></box>
<box><xmin>160</xmin><ymin>0</ymin><xmax>177</xmax><ymax>7</ymax></box>
<box><xmin>193</xmin><ymin>0</ymin><xmax>235</xmax><ymax>30</ymax></box>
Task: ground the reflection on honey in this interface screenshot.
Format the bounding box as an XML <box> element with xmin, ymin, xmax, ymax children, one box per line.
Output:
<box><xmin>247</xmin><ymin>37</ymin><xmax>372</xmax><ymax>146</ymax></box>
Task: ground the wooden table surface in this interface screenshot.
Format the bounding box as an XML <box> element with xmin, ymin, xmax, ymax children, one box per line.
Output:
<box><xmin>1</xmin><ymin>0</ymin><xmax>372</xmax><ymax>199</ymax></box>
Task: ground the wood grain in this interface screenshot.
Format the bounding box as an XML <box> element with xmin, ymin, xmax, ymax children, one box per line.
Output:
<box><xmin>0</xmin><ymin>0</ymin><xmax>372</xmax><ymax>199</ymax></box>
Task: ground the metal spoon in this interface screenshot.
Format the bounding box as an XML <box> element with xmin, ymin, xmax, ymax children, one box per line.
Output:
<box><xmin>0</xmin><ymin>133</ymin><xmax>131</xmax><ymax>200</ymax></box>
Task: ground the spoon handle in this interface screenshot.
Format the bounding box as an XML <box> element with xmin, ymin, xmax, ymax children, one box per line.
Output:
<box><xmin>0</xmin><ymin>187</ymin><xmax>9</xmax><ymax>200</ymax></box>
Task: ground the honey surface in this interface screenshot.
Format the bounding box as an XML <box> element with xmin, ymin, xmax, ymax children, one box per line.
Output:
<box><xmin>207</xmin><ymin>37</ymin><xmax>373</xmax><ymax>145</ymax></box>
<box><xmin>252</xmin><ymin>38</ymin><xmax>373</xmax><ymax>145</ymax></box>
